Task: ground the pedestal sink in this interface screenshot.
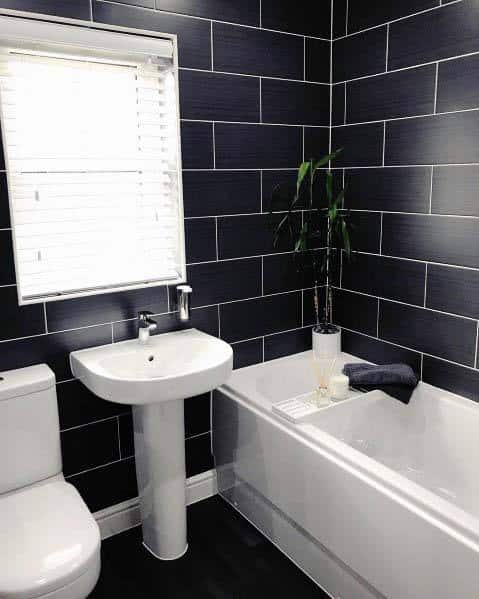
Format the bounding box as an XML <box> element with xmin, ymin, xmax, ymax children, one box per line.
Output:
<box><xmin>70</xmin><ymin>328</ymin><xmax>233</xmax><ymax>560</ymax></box>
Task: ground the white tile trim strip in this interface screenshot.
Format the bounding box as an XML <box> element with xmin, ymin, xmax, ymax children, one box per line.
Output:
<box><xmin>95</xmin><ymin>469</ymin><xmax>218</xmax><ymax>540</ymax></box>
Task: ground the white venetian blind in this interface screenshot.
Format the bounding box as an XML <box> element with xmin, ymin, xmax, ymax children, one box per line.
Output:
<box><xmin>0</xmin><ymin>36</ymin><xmax>185</xmax><ymax>303</ymax></box>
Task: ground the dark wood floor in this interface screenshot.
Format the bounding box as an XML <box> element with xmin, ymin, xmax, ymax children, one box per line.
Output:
<box><xmin>90</xmin><ymin>496</ymin><xmax>328</xmax><ymax>598</ymax></box>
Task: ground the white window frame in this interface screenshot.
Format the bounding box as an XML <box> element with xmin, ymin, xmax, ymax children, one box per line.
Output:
<box><xmin>0</xmin><ymin>14</ymin><xmax>186</xmax><ymax>305</ymax></box>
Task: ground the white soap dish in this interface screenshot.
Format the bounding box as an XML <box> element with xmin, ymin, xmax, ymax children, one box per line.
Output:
<box><xmin>272</xmin><ymin>392</ymin><xmax>323</xmax><ymax>423</ymax></box>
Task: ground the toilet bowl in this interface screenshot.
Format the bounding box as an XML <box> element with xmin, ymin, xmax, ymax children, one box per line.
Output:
<box><xmin>0</xmin><ymin>364</ymin><xmax>101</xmax><ymax>599</ymax></box>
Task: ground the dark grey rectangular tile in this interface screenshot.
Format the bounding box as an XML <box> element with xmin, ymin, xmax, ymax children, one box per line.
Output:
<box><xmin>46</xmin><ymin>287</ymin><xmax>168</xmax><ymax>332</ymax></box>
<box><xmin>332</xmin><ymin>288</ymin><xmax>378</xmax><ymax>336</ymax></box>
<box><xmin>261</xmin><ymin>170</ymin><xmax>301</xmax><ymax>212</ymax></box>
<box><xmin>181</xmin><ymin>122</ymin><xmax>214</xmax><ymax>170</ymax></box>
<box><xmin>386</xmin><ymin>111</ymin><xmax>479</xmax><ymax>166</ymax></box>
<box><xmin>379</xmin><ymin>300</ymin><xmax>477</xmax><ymax>366</ymax></box>
<box><xmin>0</xmin><ymin>0</ymin><xmax>91</xmax><ymax>18</ymax></box>
<box><xmin>185</xmin><ymin>393</ymin><xmax>211</xmax><ymax>438</ymax></box>
<box><xmin>423</xmin><ymin>356</ymin><xmax>479</xmax><ymax>402</ymax></box>
<box><xmin>156</xmin><ymin>0</ymin><xmax>260</xmax><ymax>25</ymax></box>
<box><xmin>179</xmin><ymin>70</ymin><xmax>260</xmax><ymax>122</ymax></box>
<box><xmin>261</xmin><ymin>0</ymin><xmax>331</xmax><ymax>38</ymax></box>
<box><xmin>426</xmin><ymin>264</ymin><xmax>479</xmax><ymax>319</ymax></box>
<box><xmin>187</xmin><ymin>258</ymin><xmax>262</xmax><ymax>307</ymax></box>
<box><xmin>432</xmin><ymin>166</ymin><xmax>479</xmax><ymax>217</ymax></box>
<box><xmin>232</xmin><ymin>338</ymin><xmax>263</xmax><ymax>369</ymax></box>
<box><xmin>217</xmin><ymin>213</ymin><xmax>299</xmax><ymax>259</ymax></box>
<box><xmin>186</xmin><ymin>433</ymin><xmax>214</xmax><ymax>477</ymax></box>
<box><xmin>342</xmin><ymin>254</ymin><xmax>426</xmax><ymax>305</ymax></box>
<box><xmin>348</xmin><ymin>211</ymin><xmax>382</xmax><ymax>253</ymax></box>
<box><xmin>261</xmin><ymin>80</ymin><xmax>330</xmax><ymax>126</ymax></box>
<box><xmin>57</xmin><ymin>380</ymin><xmax>128</xmax><ymax>431</ymax></box>
<box><xmin>93</xmin><ymin>1</ymin><xmax>211</xmax><ymax>70</ymax></box>
<box><xmin>68</xmin><ymin>458</ymin><xmax>137</xmax><ymax>513</ymax></box>
<box><xmin>0</xmin><ymin>286</ymin><xmax>45</xmax><ymax>341</ymax></box>
<box><xmin>346</xmin><ymin>65</ymin><xmax>436</xmax><ymax>123</ymax></box>
<box><xmin>388</xmin><ymin>1</ymin><xmax>479</xmax><ymax>70</ymax></box>
<box><xmin>344</xmin><ymin>167</ymin><xmax>431</xmax><ymax>213</ymax></box>
<box><xmin>331</xmin><ymin>123</ymin><xmax>384</xmax><ymax>167</ymax></box>
<box><xmin>437</xmin><ymin>54</ymin><xmax>479</xmax><ymax>113</ymax></box>
<box><xmin>341</xmin><ymin>329</ymin><xmax>422</xmax><ymax>373</ymax></box>
<box><xmin>348</xmin><ymin>0</ymin><xmax>439</xmax><ymax>34</ymax></box>
<box><xmin>263</xmin><ymin>251</ymin><xmax>320</xmax><ymax>295</ymax></box>
<box><xmin>333</xmin><ymin>0</ymin><xmax>347</xmax><ymax>38</ymax></box>
<box><xmin>61</xmin><ymin>418</ymin><xmax>120</xmax><ymax>477</ymax></box>
<box><xmin>264</xmin><ymin>327</ymin><xmax>311</xmax><ymax>361</ymax></box>
<box><xmin>0</xmin><ymin>230</ymin><xmax>15</xmax><ymax>285</ymax></box>
<box><xmin>119</xmin><ymin>413</ymin><xmax>134</xmax><ymax>458</ymax></box>
<box><xmin>0</xmin><ymin>174</ymin><xmax>10</xmax><ymax>229</ymax></box>
<box><xmin>332</xmin><ymin>83</ymin><xmax>345</xmax><ymax>126</ymax></box>
<box><xmin>0</xmin><ymin>325</ymin><xmax>112</xmax><ymax>381</ymax></box>
<box><xmin>306</xmin><ymin>38</ymin><xmax>331</xmax><ymax>83</ymax></box>
<box><xmin>333</xmin><ymin>27</ymin><xmax>387</xmax><ymax>82</ymax></box>
<box><xmin>185</xmin><ymin>218</ymin><xmax>217</xmax><ymax>263</ymax></box>
<box><xmin>304</xmin><ymin>128</ymin><xmax>331</xmax><ymax>161</ymax></box>
<box><xmin>183</xmin><ymin>171</ymin><xmax>261</xmax><ymax>218</ymax></box>
<box><xmin>213</xmin><ymin>22</ymin><xmax>304</xmax><ymax>79</ymax></box>
<box><xmin>220</xmin><ymin>292</ymin><xmax>301</xmax><ymax>343</ymax></box>
<box><xmin>215</xmin><ymin>124</ymin><xmax>302</xmax><ymax>169</ymax></box>
<box><xmin>382</xmin><ymin>213</ymin><xmax>479</xmax><ymax>268</ymax></box>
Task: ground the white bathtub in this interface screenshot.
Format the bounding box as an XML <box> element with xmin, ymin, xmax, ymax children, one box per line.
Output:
<box><xmin>212</xmin><ymin>351</ymin><xmax>479</xmax><ymax>599</ymax></box>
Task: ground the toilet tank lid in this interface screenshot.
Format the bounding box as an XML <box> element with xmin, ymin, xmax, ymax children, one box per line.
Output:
<box><xmin>0</xmin><ymin>364</ymin><xmax>55</xmax><ymax>401</ymax></box>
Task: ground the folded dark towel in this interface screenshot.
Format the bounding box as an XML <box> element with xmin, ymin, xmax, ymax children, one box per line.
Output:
<box><xmin>343</xmin><ymin>363</ymin><xmax>419</xmax><ymax>405</ymax></box>
<box><xmin>343</xmin><ymin>363</ymin><xmax>418</xmax><ymax>387</ymax></box>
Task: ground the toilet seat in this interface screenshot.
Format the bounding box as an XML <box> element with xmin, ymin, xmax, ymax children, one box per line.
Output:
<box><xmin>0</xmin><ymin>480</ymin><xmax>101</xmax><ymax>599</ymax></box>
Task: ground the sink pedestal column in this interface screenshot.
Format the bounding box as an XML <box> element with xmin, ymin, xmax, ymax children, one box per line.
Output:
<box><xmin>132</xmin><ymin>400</ymin><xmax>188</xmax><ymax>560</ymax></box>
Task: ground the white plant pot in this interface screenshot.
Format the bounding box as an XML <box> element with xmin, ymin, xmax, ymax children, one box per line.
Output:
<box><xmin>312</xmin><ymin>326</ymin><xmax>341</xmax><ymax>358</ymax></box>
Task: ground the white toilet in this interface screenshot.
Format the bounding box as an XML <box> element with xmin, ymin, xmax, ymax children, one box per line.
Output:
<box><xmin>0</xmin><ymin>364</ymin><xmax>101</xmax><ymax>599</ymax></box>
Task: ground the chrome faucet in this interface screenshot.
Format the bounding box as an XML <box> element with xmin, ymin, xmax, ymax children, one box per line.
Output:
<box><xmin>177</xmin><ymin>285</ymin><xmax>192</xmax><ymax>323</ymax></box>
<box><xmin>138</xmin><ymin>311</ymin><xmax>157</xmax><ymax>344</ymax></box>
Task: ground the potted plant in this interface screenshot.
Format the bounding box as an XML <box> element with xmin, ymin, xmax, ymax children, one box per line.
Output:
<box><xmin>271</xmin><ymin>149</ymin><xmax>352</xmax><ymax>358</ymax></box>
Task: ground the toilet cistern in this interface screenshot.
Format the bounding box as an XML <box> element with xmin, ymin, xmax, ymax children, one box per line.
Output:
<box><xmin>138</xmin><ymin>310</ymin><xmax>157</xmax><ymax>344</ymax></box>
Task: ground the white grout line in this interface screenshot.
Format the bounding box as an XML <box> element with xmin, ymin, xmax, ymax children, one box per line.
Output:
<box><xmin>61</xmin><ymin>415</ymin><xmax>120</xmax><ymax>434</ymax></box>
<box><xmin>345</xmin><ymin>0</ymin><xmax>349</xmax><ymax>36</ymax></box>
<box><xmin>428</xmin><ymin>166</ymin><xmax>434</xmax><ymax>213</ymax></box>
<box><xmin>376</xmin><ymin>298</ymin><xmax>380</xmax><ymax>337</ymax></box>
<box><xmin>333</xmin><ymin>42</ymin><xmax>476</xmax><ymax>85</ymax></box>
<box><xmin>212</xmin><ymin>122</ymin><xmax>216</xmax><ymax>167</ymax></box>
<box><xmin>182</xmin><ymin>117</ymin><xmax>329</xmax><ymax>127</ymax></box>
<box><xmin>381</xmin><ymin>121</ymin><xmax>386</xmax><ymax>165</ymax></box>
<box><xmin>89</xmin><ymin>0</ymin><xmax>93</xmax><ymax>21</ymax></box>
<box><xmin>379</xmin><ymin>212</ymin><xmax>384</xmax><ymax>253</ymax></box>
<box><xmin>342</xmin><ymin>324</ymin><xmax>479</xmax><ymax>374</ymax></box>
<box><xmin>180</xmin><ymin>66</ymin><xmax>330</xmax><ymax>85</ymax></box>
<box><xmin>43</xmin><ymin>303</ymin><xmax>48</xmax><ymax>334</ymax></box>
<box><xmin>210</xmin><ymin>20</ymin><xmax>214</xmax><ymax>71</ymax></box>
<box><xmin>475</xmin><ymin>321</ymin><xmax>479</xmax><ymax>368</ymax></box>
<box><xmin>385</xmin><ymin>24</ymin><xmax>389</xmax><ymax>71</ymax></box>
<box><xmin>332</xmin><ymin>105</ymin><xmax>479</xmax><ymax>129</ymax></box>
<box><xmin>423</xmin><ymin>263</ymin><xmax>428</xmax><ymax>308</ymax></box>
<box><xmin>117</xmin><ymin>417</ymin><xmax>122</xmax><ymax>460</ymax></box>
<box><xmin>214</xmin><ymin>217</ymin><xmax>219</xmax><ymax>259</ymax></box>
<box><xmin>259</xmin><ymin>77</ymin><xmax>263</xmax><ymax>122</ymax></box>
<box><xmin>259</xmin><ymin>0</ymin><xmax>262</xmax><ymax>28</ymax></box>
<box><xmin>333</xmin><ymin>0</ymin><xmax>463</xmax><ymax>41</ymax></box>
<box><xmin>97</xmin><ymin>0</ymin><xmax>331</xmax><ymax>41</ymax></box>
<box><xmin>217</xmin><ymin>304</ymin><xmax>221</xmax><ymax>338</ymax></box>
<box><xmin>334</xmin><ymin>285</ymin><xmax>478</xmax><ymax>323</ymax></box>
<box><xmin>433</xmin><ymin>62</ymin><xmax>439</xmax><ymax>113</ymax></box>
<box><xmin>343</xmin><ymin>82</ymin><xmax>347</xmax><ymax>124</ymax></box>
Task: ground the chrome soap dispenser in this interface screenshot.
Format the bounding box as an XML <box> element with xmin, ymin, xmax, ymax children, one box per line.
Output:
<box><xmin>176</xmin><ymin>285</ymin><xmax>192</xmax><ymax>323</ymax></box>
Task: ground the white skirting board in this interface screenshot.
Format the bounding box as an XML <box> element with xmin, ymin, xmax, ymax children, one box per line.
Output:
<box><xmin>94</xmin><ymin>469</ymin><xmax>218</xmax><ymax>540</ymax></box>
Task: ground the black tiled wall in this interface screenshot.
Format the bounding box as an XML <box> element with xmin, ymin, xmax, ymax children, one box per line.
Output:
<box><xmin>0</xmin><ymin>0</ymin><xmax>331</xmax><ymax>513</ymax></box>
<box><xmin>332</xmin><ymin>0</ymin><xmax>479</xmax><ymax>404</ymax></box>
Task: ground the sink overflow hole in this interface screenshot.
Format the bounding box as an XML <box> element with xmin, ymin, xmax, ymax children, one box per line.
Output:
<box><xmin>148</xmin><ymin>355</ymin><xmax>154</xmax><ymax>362</ymax></box>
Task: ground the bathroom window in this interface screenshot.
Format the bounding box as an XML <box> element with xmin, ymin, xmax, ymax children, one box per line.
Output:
<box><xmin>0</xmin><ymin>17</ymin><xmax>185</xmax><ymax>304</ymax></box>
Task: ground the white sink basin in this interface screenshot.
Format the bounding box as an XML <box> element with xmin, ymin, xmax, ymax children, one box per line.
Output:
<box><xmin>70</xmin><ymin>327</ymin><xmax>233</xmax><ymax>562</ymax></box>
<box><xmin>70</xmin><ymin>328</ymin><xmax>233</xmax><ymax>405</ymax></box>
